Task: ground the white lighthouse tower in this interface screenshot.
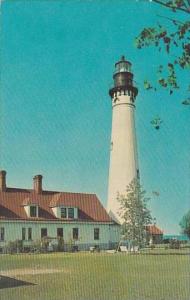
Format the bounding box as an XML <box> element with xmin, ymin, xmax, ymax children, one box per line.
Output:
<box><xmin>107</xmin><ymin>56</ymin><xmax>139</xmax><ymax>224</ymax></box>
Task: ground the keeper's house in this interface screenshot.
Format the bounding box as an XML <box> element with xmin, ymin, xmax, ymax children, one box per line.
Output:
<box><xmin>0</xmin><ymin>170</ymin><xmax>120</xmax><ymax>252</ymax></box>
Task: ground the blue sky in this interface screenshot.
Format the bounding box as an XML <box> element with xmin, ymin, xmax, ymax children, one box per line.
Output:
<box><xmin>1</xmin><ymin>0</ymin><xmax>189</xmax><ymax>234</ymax></box>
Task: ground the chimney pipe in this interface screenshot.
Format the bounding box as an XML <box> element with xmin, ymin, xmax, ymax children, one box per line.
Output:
<box><xmin>0</xmin><ymin>170</ymin><xmax>7</xmax><ymax>192</ymax></box>
<box><xmin>33</xmin><ymin>175</ymin><xmax>43</xmax><ymax>194</ymax></box>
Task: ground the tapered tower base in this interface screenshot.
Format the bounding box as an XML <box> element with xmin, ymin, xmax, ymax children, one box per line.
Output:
<box><xmin>107</xmin><ymin>56</ymin><xmax>139</xmax><ymax>224</ymax></box>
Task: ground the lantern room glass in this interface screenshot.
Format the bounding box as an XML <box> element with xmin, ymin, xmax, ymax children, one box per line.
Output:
<box><xmin>115</xmin><ymin>61</ymin><xmax>131</xmax><ymax>74</ymax></box>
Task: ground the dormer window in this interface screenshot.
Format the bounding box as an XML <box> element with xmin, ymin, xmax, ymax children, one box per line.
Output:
<box><xmin>30</xmin><ymin>205</ymin><xmax>37</xmax><ymax>217</ymax></box>
<box><xmin>51</xmin><ymin>205</ymin><xmax>78</xmax><ymax>219</ymax></box>
<box><xmin>23</xmin><ymin>200</ymin><xmax>39</xmax><ymax>218</ymax></box>
<box><xmin>60</xmin><ymin>207</ymin><xmax>67</xmax><ymax>218</ymax></box>
<box><xmin>68</xmin><ymin>208</ymin><xmax>74</xmax><ymax>218</ymax></box>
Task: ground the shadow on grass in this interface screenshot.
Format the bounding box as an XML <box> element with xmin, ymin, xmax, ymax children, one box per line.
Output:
<box><xmin>141</xmin><ymin>252</ymin><xmax>190</xmax><ymax>255</ymax></box>
<box><xmin>0</xmin><ymin>275</ymin><xmax>36</xmax><ymax>289</ymax></box>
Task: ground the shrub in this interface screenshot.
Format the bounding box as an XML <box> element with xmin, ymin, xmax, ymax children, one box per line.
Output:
<box><xmin>57</xmin><ymin>237</ymin><xmax>64</xmax><ymax>252</ymax></box>
<box><xmin>5</xmin><ymin>240</ymin><xmax>23</xmax><ymax>254</ymax></box>
<box><xmin>41</xmin><ymin>237</ymin><xmax>49</xmax><ymax>252</ymax></box>
<box><xmin>30</xmin><ymin>239</ymin><xmax>42</xmax><ymax>253</ymax></box>
<box><xmin>150</xmin><ymin>244</ymin><xmax>155</xmax><ymax>250</ymax></box>
<box><xmin>66</xmin><ymin>238</ymin><xmax>75</xmax><ymax>252</ymax></box>
<box><xmin>169</xmin><ymin>239</ymin><xmax>181</xmax><ymax>249</ymax></box>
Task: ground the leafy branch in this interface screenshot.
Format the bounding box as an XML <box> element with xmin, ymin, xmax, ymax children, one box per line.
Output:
<box><xmin>152</xmin><ymin>0</ymin><xmax>190</xmax><ymax>14</ymax></box>
<box><xmin>135</xmin><ymin>2</ymin><xmax>190</xmax><ymax>102</ymax></box>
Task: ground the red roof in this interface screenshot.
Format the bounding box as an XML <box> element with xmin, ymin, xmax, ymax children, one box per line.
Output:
<box><xmin>146</xmin><ymin>225</ymin><xmax>163</xmax><ymax>235</ymax></box>
<box><xmin>0</xmin><ymin>188</ymin><xmax>113</xmax><ymax>223</ymax></box>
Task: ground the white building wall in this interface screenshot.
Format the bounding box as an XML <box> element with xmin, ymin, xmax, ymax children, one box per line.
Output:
<box><xmin>0</xmin><ymin>220</ymin><xmax>120</xmax><ymax>250</ymax></box>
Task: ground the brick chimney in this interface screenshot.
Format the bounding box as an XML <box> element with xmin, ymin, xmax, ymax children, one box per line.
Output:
<box><xmin>33</xmin><ymin>175</ymin><xmax>43</xmax><ymax>194</ymax></box>
<box><xmin>0</xmin><ymin>170</ymin><xmax>7</xmax><ymax>192</ymax></box>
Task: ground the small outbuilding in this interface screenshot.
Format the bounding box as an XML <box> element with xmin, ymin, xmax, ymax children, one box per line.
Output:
<box><xmin>146</xmin><ymin>225</ymin><xmax>164</xmax><ymax>245</ymax></box>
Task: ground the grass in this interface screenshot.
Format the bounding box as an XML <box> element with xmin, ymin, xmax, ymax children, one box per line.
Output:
<box><xmin>0</xmin><ymin>250</ymin><xmax>189</xmax><ymax>300</ymax></box>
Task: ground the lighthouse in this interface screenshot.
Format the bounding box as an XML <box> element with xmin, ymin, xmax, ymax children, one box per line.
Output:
<box><xmin>107</xmin><ymin>56</ymin><xmax>139</xmax><ymax>224</ymax></box>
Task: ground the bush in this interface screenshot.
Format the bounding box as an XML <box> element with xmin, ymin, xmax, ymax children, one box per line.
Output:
<box><xmin>169</xmin><ymin>239</ymin><xmax>181</xmax><ymax>249</ymax></box>
<box><xmin>65</xmin><ymin>238</ymin><xmax>75</xmax><ymax>252</ymax></box>
<box><xmin>5</xmin><ymin>240</ymin><xmax>23</xmax><ymax>254</ymax></box>
<box><xmin>30</xmin><ymin>239</ymin><xmax>42</xmax><ymax>253</ymax></box>
<box><xmin>150</xmin><ymin>244</ymin><xmax>155</xmax><ymax>250</ymax></box>
<box><xmin>57</xmin><ymin>237</ymin><xmax>64</xmax><ymax>252</ymax></box>
<box><xmin>31</xmin><ymin>238</ymin><xmax>65</xmax><ymax>253</ymax></box>
<box><xmin>41</xmin><ymin>237</ymin><xmax>49</xmax><ymax>252</ymax></box>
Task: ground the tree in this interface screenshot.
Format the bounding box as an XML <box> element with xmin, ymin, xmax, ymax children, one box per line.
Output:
<box><xmin>57</xmin><ymin>236</ymin><xmax>65</xmax><ymax>252</ymax></box>
<box><xmin>118</xmin><ymin>179</ymin><xmax>152</xmax><ymax>247</ymax></box>
<box><xmin>179</xmin><ymin>209</ymin><xmax>190</xmax><ymax>238</ymax></box>
<box><xmin>135</xmin><ymin>0</ymin><xmax>190</xmax><ymax>104</ymax></box>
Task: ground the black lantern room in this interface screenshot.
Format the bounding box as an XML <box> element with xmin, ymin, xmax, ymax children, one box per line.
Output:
<box><xmin>109</xmin><ymin>56</ymin><xmax>138</xmax><ymax>98</ymax></box>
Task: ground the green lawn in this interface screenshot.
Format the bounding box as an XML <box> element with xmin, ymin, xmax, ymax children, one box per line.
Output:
<box><xmin>0</xmin><ymin>250</ymin><xmax>189</xmax><ymax>300</ymax></box>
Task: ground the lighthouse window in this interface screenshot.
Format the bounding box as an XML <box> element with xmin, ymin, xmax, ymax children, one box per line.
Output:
<box><xmin>120</xmin><ymin>62</ymin><xmax>126</xmax><ymax>71</ymax></box>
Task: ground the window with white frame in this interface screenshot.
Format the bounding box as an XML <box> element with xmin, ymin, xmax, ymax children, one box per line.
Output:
<box><xmin>22</xmin><ymin>228</ymin><xmax>26</xmax><ymax>241</ymax></box>
<box><xmin>59</xmin><ymin>207</ymin><xmax>77</xmax><ymax>219</ymax></box>
<box><xmin>28</xmin><ymin>228</ymin><xmax>32</xmax><ymax>240</ymax></box>
<box><xmin>94</xmin><ymin>228</ymin><xmax>100</xmax><ymax>240</ymax></box>
<box><xmin>68</xmin><ymin>208</ymin><xmax>74</xmax><ymax>218</ymax></box>
<box><xmin>30</xmin><ymin>205</ymin><xmax>38</xmax><ymax>217</ymax></box>
<box><xmin>57</xmin><ymin>228</ymin><xmax>63</xmax><ymax>238</ymax></box>
<box><xmin>41</xmin><ymin>228</ymin><xmax>47</xmax><ymax>238</ymax></box>
<box><xmin>0</xmin><ymin>227</ymin><xmax>5</xmax><ymax>241</ymax></box>
<box><xmin>73</xmin><ymin>228</ymin><xmax>79</xmax><ymax>240</ymax></box>
<box><xmin>60</xmin><ymin>207</ymin><xmax>67</xmax><ymax>218</ymax></box>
